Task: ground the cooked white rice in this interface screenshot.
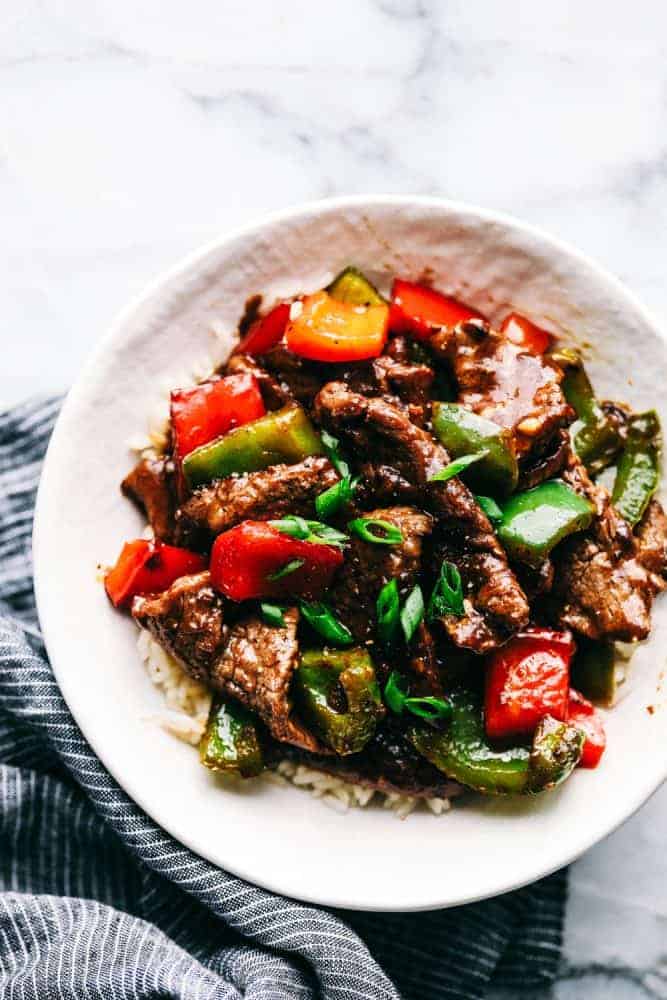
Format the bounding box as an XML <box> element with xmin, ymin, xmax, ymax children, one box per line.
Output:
<box><xmin>137</xmin><ymin>627</ymin><xmax>450</xmax><ymax>817</ymax></box>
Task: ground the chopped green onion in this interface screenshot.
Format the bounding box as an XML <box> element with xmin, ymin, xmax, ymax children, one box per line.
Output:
<box><xmin>427</xmin><ymin>561</ymin><xmax>465</xmax><ymax>620</ymax></box>
<box><xmin>270</xmin><ymin>515</ymin><xmax>310</xmax><ymax>540</ymax></box>
<box><xmin>403</xmin><ymin>696</ymin><xmax>453</xmax><ymax>722</ymax></box>
<box><xmin>400</xmin><ymin>585</ymin><xmax>424</xmax><ymax>644</ymax></box>
<box><xmin>348</xmin><ymin>517</ymin><xmax>404</xmax><ymax>546</ymax></box>
<box><xmin>260</xmin><ymin>602</ymin><xmax>287</xmax><ymax>627</ymax></box>
<box><xmin>315</xmin><ymin>475</ymin><xmax>359</xmax><ymax>520</ymax></box>
<box><xmin>383</xmin><ymin>671</ymin><xmax>452</xmax><ymax>723</ymax></box>
<box><xmin>320</xmin><ymin>429</ymin><xmax>350</xmax><ymax>479</ymax></box>
<box><xmin>270</xmin><ymin>516</ymin><xmax>348</xmax><ymax>549</ymax></box>
<box><xmin>304</xmin><ymin>522</ymin><xmax>349</xmax><ymax>548</ymax></box>
<box><xmin>475</xmin><ymin>494</ymin><xmax>503</xmax><ymax>525</ymax></box>
<box><xmin>267</xmin><ymin>558</ymin><xmax>304</xmax><ymax>581</ymax></box>
<box><xmin>376</xmin><ymin>579</ymin><xmax>400</xmax><ymax>646</ymax></box>
<box><xmin>299</xmin><ymin>600</ymin><xmax>353</xmax><ymax>646</ymax></box>
<box><xmin>384</xmin><ymin>670</ymin><xmax>408</xmax><ymax>713</ymax></box>
<box><xmin>429</xmin><ymin>450</ymin><xmax>489</xmax><ymax>483</ymax></box>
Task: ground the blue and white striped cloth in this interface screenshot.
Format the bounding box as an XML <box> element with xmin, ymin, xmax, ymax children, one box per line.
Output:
<box><xmin>0</xmin><ymin>397</ymin><xmax>566</xmax><ymax>999</ymax></box>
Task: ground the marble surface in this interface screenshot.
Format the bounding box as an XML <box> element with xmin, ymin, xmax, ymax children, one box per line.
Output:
<box><xmin>4</xmin><ymin>1</ymin><xmax>667</xmax><ymax>993</ymax></box>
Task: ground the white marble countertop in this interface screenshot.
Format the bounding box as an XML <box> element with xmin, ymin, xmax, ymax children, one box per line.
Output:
<box><xmin>4</xmin><ymin>1</ymin><xmax>667</xmax><ymax>993</ymax></box>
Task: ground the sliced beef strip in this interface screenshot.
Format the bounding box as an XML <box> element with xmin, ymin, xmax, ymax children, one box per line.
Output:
<box><xmin>371</xmin><ymin>355</ymin><xmax>434</xmax><ymax>402</ymax></box>
<box><xmin>174</xmin><ymin>456</ymin><xmax>339</xmax><ymax>549</ymax></box>
<box><xmin>515</xmin><ymin>559</ymin><xmax>555</xmax><ymax>601</ymax></box>
<box><xmin>134</xmin><ymin>582</ymin><xmax>324</xmax><ymax>753</ymax></box>
<box><xmin>132</xmin><ymin>571</ymin><xmax>228</xmax><ymax>682</ymax></box>
<box><xmin>517</xmin><ymin>428</ymin><xmax>570</xmax><ymax>491</ymax></box>
<box><xmin>431</xmin><ymin>321</ymin><xmax>574</xmax><ymax>461</ymax></box>
<box><xmin>314</xmin><ymin>381</ymin><xmax>444</xmax><ymax>483</ymax></box>
<box><xmin>355</xmin><ymin>463</ymin><xmax>421</xmax><ymax>509</ymax></box>
<box><xmin>369</xmin><ymin>355</ymin><xmax>434</xmax><ymax>424</ymax></box>
<box><xmin>277</xmin><ymin>718</ymin><xmax>462</xmax><ymax>800</ymax></box>
<box><xmin>210</xmin><ymin>608</ymin><xmax>325</xmax><ymax>753</ymax></box>
<box><xmin>314</xmin><ymin>383</ymin><xmax>530</xmax><ymax>651</ymax></box>
<box><xmin>327</xmin><ymin>505</ymin><xmax>432</xmax><ymax>642</ymax></box>
<box><xmin>550</xmin><ymin>456</ymin><xmax>666</xmax><ymax>641</ymax></box>
<box><xmin>408</xmin><ymin>622</ymin><xmax>443</xmax><ymax>698</ymax></box>
<box><xmin>427</xmin><ymin>476</ymin><xmax>531</xmax><ymax>651</ymax></box>
<box><xmin>260</xmin><ymin>346</ymin><xmax>327</xmax><ymax>408</ymax></box>
<box><xmin>223</xmin><ymin>353</ymin><xmax>291</xmax><ymax>410</ymax></box>
<box><xmin>122</xmin><ymin>457</ymin><xmax>176</xmax><ymax>542</ymax></box>
<box><xmin>636</xmin><ymin>499</ymin><xmax>667</xmax><ymax>579</ymax></box>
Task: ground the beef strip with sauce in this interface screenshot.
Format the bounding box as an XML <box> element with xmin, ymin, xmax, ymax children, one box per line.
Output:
<box><xmin>132</xmin><ymin>571</ymin><xmax>227</xmax><ymax>681</ymax></box>
<box><xmin>550</xmin><ymin>455</ymin><xmax>667</xmax><ymax>641</ymax></box>
<box><xmin>134</xmin><ymin>580</ymin><xmax>323</xmax><ymax>753</ymax></box>
<box><xmin>175</xmin><ymin>456</ymin><xmax>339</xmax><ymax>549</ymax></box>
<box><xmin>122</xmin><ymin>456</ymin><xmax>176</xmax><ymax>542</ymax></box>
<box><xmin>210</xmin><ymin>608</ymin><xmax>325</xmax><ymax>753</ymax></box>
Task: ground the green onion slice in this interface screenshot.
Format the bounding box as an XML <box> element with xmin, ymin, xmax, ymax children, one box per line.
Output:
<box><xmin>348</xmin><ymin>517</ymin><xmax>404</xmax><ymax>546</ymax></box>
<box><xmin>315</xmin><ymin>475</ymin><xmax>359</xmax><ymax>520</ymax></box>
<box><xmin>383</xmin><ymin>671</ymin><xmax>452</xmax><ymax>722</ymax></box>
<box><xmin>427</xmin><ymin>561</ymin><xmax>465</xmax><ymax>620</ymax></box>
<box><xmin>400</xmin><ymin>585</ymin><xmax>424</xmax><ymax>643</ymax></box>
<box><xmin>475</xmin><ymin>494</ymin><xmax>503</xmax><ymax>525</ymax></box>
<box><xmin>270</xmin><ymin>515</ymin><xmax>310</xmax><ymax>540</ymax></box>
<box><xmin>270</xmin><ymin>516</ymin><xmax>348</xmax><ymax>548</ymax></box>
<box><xmin>429</xmin><ymin>450</ymin><xmax>489</xmax><ymax>483</ymax></box>
<box><xmin>403</xmin><ymin>695</ymin><xmax>453</xmax><ymax>722</ymax></box>
<box><xmin>299</xmin><ymin>600</ymin><xmax>353</xmax><ymax>646</ymax></box>
<box><xmin>267</xmin><ymin>558</ymin><xmax>304</xmax><ymax>581</ymax></box>
<box><xmin>376</xmin><ymin>578</ymin><xmax>400</xmax><ymax>646</ymax></box>
<box><xmin>260</xmin><ymin>602</ymin><xmax>287</xmax><ymax>627</ymax></box>
<box><xmin>384</xmin><ymin>670</ymin><xmax>408</xmax><ymax>713</ymax></box>
<box><xmin>320</xmin><ymin>429</ymin><xmax>351</xmax><ymax>479</ymax></box>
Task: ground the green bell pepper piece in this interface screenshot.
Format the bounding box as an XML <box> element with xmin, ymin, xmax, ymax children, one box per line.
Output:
<box><xmin>431</xmin><ymin>402</ymin><xmax>518</xmax><ymax>495</ymax></box>
<box><xmin>570</xmin><ymin>638</ymin><xmax>616</xmax><ymax>707</ymax></box>
<box><xmin>327</xmin><ymin>266</ymin><xmax>386</xmax><ymax>306</ymax></box>
<box><xmin>183</xmin><ymin>404</ymin><xmax>324</xmax><ymax>489</ymax></box>
<box><xmin>558</xmin><ymin>350</ymin><xmax>623</xmax><ymax>473</ymax></box>
<box><xmin>611</xmin><ymin>410</ymin><xmax>661</xmax><ymax>527</ymax></box>
<box><xmin>409</xmin><ymin>687</ymin><xmax>582</xmax><ymax>795</ymax></box>
<box><xmin>526</xmin><ymin>716</ymin><xmax>585</xmax><ymax>793</ymax></box>
<box><xmin>497</xmin><ymin>479</ymin><xmax>595</xmax><ymax>567</ymax></box>
<box><xmin>199</xmin><ymin>697</ymin><xmax>263</xmax><ymax>778</ymax></box>
<box><xmin>293</xmin><ymin>648</ymin><xmax>384</xmax><ymax>755</ymax></box>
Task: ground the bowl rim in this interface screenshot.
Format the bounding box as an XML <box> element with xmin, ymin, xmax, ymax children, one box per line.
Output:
<box><xmin>32</xmin><ymin>194</ymin><xmax>667</xmax><ymax>911</ymax></box>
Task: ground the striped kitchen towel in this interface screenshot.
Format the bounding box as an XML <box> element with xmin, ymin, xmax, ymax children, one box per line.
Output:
<box><xmin>0</xmin><ymin>397</ymin><xmax>566</xmax><ymax>1000</ymax></box>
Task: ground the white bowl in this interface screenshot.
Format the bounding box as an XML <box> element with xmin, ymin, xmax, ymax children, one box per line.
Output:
<box><xmin>33</xmin><ymin>196</ymin><xmax>667</xmax><ymax>911</ymax></box>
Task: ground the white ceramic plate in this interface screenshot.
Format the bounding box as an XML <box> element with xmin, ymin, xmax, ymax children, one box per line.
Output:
<box><xmin>33</xmin><ymin>196</ymin><xmax>667</xmax><ymax>911</ymax></box>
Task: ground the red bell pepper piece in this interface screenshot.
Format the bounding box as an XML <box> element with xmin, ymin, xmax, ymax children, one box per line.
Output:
<box><xmin>568</xmin><ymin>690</ymin><xmax>606</xmax><ymax>768</ymax></box>
<box><xmin>235</xmin><ymin>302</ymin><xmax>291</xmax><ymax>356</ymax></box>
<box><xmin>500</xmin><ymin>313</ymin><xmax>553</xmax><ymax>355</ymax></box>
<box><xmin>389</xmin><ymin>278</ymin><xmax>484</xmax><ymax>341</ymax></box>
<box><xmin>484</xmin><ymin>627</ymin><xmax>574</xmax><ymax>741</ymax></box>
<box><xmin>285</xmin><ymin>290</ymin><xmax>389</xmax><ymax>362</ymax></box>
<box><xmin>210</xmin><ymin>521</ymin><xmax>343</xmax><ymax>602</ymax></box>
<box><xmin>170</xmin><ymin>373</ymin><xmax>266</xmax><ymax>462</ymax></box>
<box><xmin>105</xmin><ymin>540</ymin><xmax>206</xmax><ymax>608</ymax></box>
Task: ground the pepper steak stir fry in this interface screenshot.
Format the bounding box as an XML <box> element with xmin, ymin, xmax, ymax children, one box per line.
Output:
<box><xmin>106</xmin><ymin>267</ymin><xmax>667</xmax><ymax>799</ymax></box>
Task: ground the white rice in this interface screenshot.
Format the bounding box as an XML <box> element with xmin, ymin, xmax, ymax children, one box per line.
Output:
<box><xmin>137</xmin><ymin>628</ymin><xmax>450</xmax><ymax>817</ymax></box>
